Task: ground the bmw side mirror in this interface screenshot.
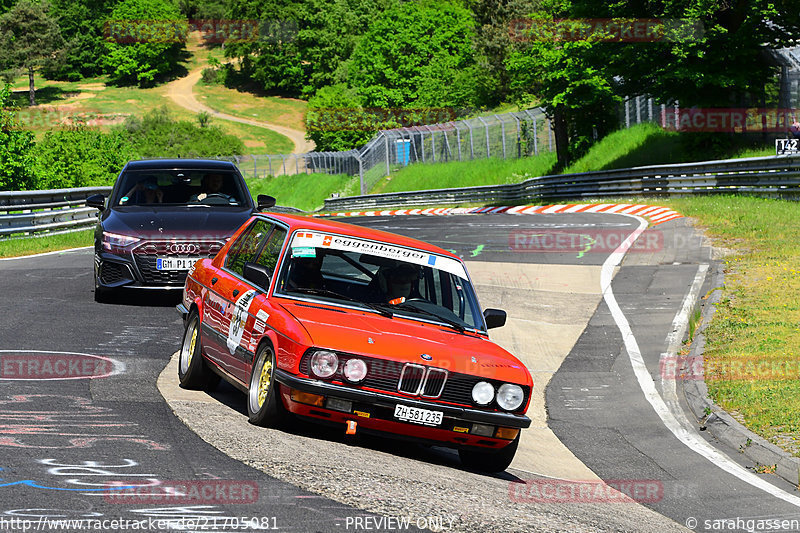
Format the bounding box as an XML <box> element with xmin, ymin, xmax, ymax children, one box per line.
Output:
<box><xmin>243</xmin><ymin>261</ymin><xmax>272</xmax><ymax>290</ymax></box>
<box><xmin>86</xmin><ymin>194</ymin><xmax>106</xmax><ymax>210</ymax></box>
<box><xmin>483</xmin><ymin>308</ymin><xmax>507</xmax><ymax>329</ymax></box>
<box><xmin>257</xmin><ymin>195</ymin><xmax>276</xmax><ymax>211</ymax></box>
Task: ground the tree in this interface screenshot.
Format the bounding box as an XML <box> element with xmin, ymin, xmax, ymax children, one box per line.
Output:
<box><xmin>43</xmin><ymin>0</ymin><xmax>117</xmax><ymax>81</ymax></box>
<box><xmin>580</xmin><ymin>0</ymin><xmax>800</xmax><ymax>109</ymax></box>
<box><xmin>506</xmin><ymin>2</ymin><xmax>619</xmax><ymax>168</ymax></box>
<box><xmin>0</xmin><ymin>1</ymin><xmax>64</xmax><ymax>106</ymax></box>
<box><xmin>102</xmin><ymin>0</ymin><xmax>188</xmax><ymax>86</ymax></box>
<box><xmin>347</xmin><ymin>0</ymin><xmax>480</xmax><ymax>109</ymax></box>
<box><xmin>0</xmin><ymin>84</ymin><xmax>36</xmax><ymax>191</ymax></box>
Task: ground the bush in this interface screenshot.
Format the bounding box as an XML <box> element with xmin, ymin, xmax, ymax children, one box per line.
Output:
<box><xmin>120</xmin><ymin>106</ymin><xmax>244</xmax><ymax>158</ymax></box>
<box><xmin>102</xmin><ymin>0</ymin><xmax>187</xmax><ymax>86</ymax></box>
<box><xmin>305</xmin><ymin>84</ymin><xmax>400</xmax><ymax>152</ymax></box>
<box><xmin>30</xmin><ymin>127</ymin><xmax>136</xmax><ymax>189</ymax></box>
<box><xmin>0</xmin><ymin>85</ymin><xmax>36</xmax><ymax>191</ymax></box>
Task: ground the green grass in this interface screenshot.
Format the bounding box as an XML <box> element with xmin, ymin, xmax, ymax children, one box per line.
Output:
<box><xmin>246</xmin><ymin>174</ymin><xmax>360</xmax><ymax>212</ymax></box>
<box><xmin>370</xmin><ymin>153</ymin><xmax>558</xmax><ymax>194</ymax></box>
<box><xmin>0</xmin><ymin>230</ymin><xmax>92</xmax><ymax>258</ymax></box>
<box><xmin>195</xmin><ymin>82</ymin><xmax>308</xmax><ymax>132</ymax></box>
<box><xmin>658</xmin><ymin>195</ymin><xmax>800</xmax><ymax>456</ymax></box>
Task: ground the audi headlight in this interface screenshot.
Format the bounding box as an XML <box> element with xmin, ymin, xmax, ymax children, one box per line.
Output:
<box><xmin>102</xmin><ymin>231</ymin><xmax>141</xmax><ymax>251</ymax></box>
<box><xmin>471</xmin><ymin>381</ymin><xmax>495</xmax><ymax>405</ymax></box>
<box><xmin>497</xmin><ymin>383</ymin><xmax>524</xmax><ymax>411</ymax></box>
<box><xmin>343</xmin><ymin>358</ymin><xmax>367</xmax><ymax>383</ymax></box>
<box><xmin>309</xmin><ymin>350</ymin><xmax>338</xmax><ymax>379</ymax></box>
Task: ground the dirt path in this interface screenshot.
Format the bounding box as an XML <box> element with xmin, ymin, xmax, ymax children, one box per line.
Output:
<box><xmin>165</xmin><ymin>68</ymin><xmax>315</xmax><ymax>154</ymax></box>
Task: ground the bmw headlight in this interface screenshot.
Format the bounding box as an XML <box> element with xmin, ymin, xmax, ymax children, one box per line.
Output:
<box><xmin>343</xmin><ymin>358</ymin><xmax>367</xmax><ymax>383</ymax></box>
<box><xmin>496</xmin><ymin>383</ymin><xmax>524</xmax><ymax>411</ymax></box>
<box><xmin>310</xmin><ymin>350</ymin><xmax>338</xmax><ymax>379</ymax></box>
<box><xmin>471</xmin><ymin>381</ymin><xmax>495</xmax><ymax>405</ymax></box>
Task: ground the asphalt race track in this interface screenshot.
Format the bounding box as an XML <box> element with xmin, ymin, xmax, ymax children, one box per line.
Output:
<box><xmin>1</xmin><ymin>212</ymin><xmax>799</xmax><ymax>533</ymax></box>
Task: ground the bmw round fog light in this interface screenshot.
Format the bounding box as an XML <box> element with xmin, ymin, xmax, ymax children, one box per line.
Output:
<box><xmin>497</xmin><ymin>384</ymin><xmax>524</xmax><ymax>411</ymax></box>
<box><xmin>471</xmin><ymin>381</ymin><xmax>495</xmax><ymax>405</ymax></box>
<box><xmin>343</xmin><ymin>358</ymin><xmax>367</xmax><ymax>383</ymax></box>
<box><xmin>310</xmin><ymin>350</ymin><xmax>338</xmax><ymax>379</ymax></box>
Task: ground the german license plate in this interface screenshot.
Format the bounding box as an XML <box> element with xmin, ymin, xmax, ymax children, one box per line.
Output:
<box><xmin>393</xmin><ymin>404</ymin><xmax>443</xmax><ymax>426</ymax></box>
<box><xmin>156</xmin><ymin>257</ymin><xmax>196</xmax><ymax>271</ymax></box>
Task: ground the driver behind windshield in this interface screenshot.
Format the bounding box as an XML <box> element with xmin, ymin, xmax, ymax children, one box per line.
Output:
<box><xmin>191</xmin><ymin>172</ymin><xmax>237</xmax><ymax>203</ymax></box>
<box><xmin>373</xmin><ymin>263</ymin><xmax>421</xmax><ymax>304</ymax></box>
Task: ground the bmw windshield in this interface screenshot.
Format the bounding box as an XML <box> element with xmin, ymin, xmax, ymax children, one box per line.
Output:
<box><xmin>274</xmin><ymin>231</ymin><xmax>486</xmax><ymax>332</ymax></box>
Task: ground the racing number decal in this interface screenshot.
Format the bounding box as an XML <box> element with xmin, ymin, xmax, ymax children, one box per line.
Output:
<box><xmin>227</xmin><ymin>290</ymin><xmax>257</xmax><ymax>355</ymax></box>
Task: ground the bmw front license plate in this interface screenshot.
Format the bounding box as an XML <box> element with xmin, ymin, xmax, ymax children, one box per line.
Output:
<box><xmin>156</xmin><ymin>257</ymin><xmax>196</xmax><ymax>271</ymax></box>
<box><xmin>393</xmin><ymin>404</ymin><xmax>443</xmax><ymax>426</ymax></box>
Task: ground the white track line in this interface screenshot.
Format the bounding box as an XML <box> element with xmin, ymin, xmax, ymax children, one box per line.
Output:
<box><xmin>603</xmin><ymin>215</ymin><xmax>800</xmax><ymax>508</ymax></box>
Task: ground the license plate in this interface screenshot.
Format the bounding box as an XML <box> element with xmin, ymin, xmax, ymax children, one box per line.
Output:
<box><xmin>393</xmin><ymin>404</ymin><xmax>443</xmax><ymax>426</ymax></box>
<box><xmin>156</xmin><ymin>257</ymin><xmax>196</xmax><ymax>271</ymax></box>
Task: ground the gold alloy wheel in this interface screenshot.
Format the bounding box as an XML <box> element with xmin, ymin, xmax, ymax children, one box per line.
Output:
<box><xmin>257</xmin><ymin>357</ymin><xmax>273</xmax><ymax>408</ymax></box>
<box><xmin>187</xmin><ymin>326</ymin><xmax>197</xmax><ymax>366</ymax></box>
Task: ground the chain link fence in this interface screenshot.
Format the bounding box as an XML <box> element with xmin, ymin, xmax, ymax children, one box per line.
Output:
<box><xmin>218</xmin><ymin>108</ymin><xmax>554</xmax><ymax>195</ymax></box>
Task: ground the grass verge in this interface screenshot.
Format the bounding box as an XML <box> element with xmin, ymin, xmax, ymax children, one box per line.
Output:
<box><xmin>0</xmin><ymin>230</ymin><xmax>93</xmax><ymax>258</ymax></box>
<box><xmin>246</xmin><ymin>174</ymin><xmax>359</xmax><ymax>212</ymax></box>
<box><xmin>662</xmin><ymin>195</ymin><xmax>800</xmax><ymax>457</ymax></box>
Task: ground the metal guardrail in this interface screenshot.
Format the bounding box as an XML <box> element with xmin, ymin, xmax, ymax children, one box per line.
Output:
<box><xmin>323</xmin><ymin>154</ymin><xmax>800</xmax><ymax>211</ymax></box>
<box><xmin>0</xmin><ymin>187</ymin><xmax>111</xmax><ymax>238</ymax></box>
<box><xmin>4</xmin><ymin>154</ymin><xmax>800</xmax><ymax>239</ymax></box>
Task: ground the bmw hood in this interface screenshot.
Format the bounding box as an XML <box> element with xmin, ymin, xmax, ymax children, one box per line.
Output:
<box><xmin>281</xmin><ymin>301</ymin><xmax>530</xmax><ymax>383</ymax></box>
<box><xmin>103</xmin><ymin>206</ymin><xmax>253</xmax><ymax>241</ymax></box>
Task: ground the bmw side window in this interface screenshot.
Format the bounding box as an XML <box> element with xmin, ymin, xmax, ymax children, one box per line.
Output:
<box><xmin>254</xmin><ymin>227</ymin><xmax>287</xmax><ymax>275</ymax></box>
<box><xmin>225</xmin><ymin>219</ymin><xmax>273</xmax><ymax>277</ymax></box>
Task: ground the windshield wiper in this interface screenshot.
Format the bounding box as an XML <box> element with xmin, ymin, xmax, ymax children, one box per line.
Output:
<box><xmin>290</xmin><ymin>288</ymin><xmax>393</xmax><ymax>317</ymax></box>
<box><xmin>393</xmin><ymin>301</ymin><xmax>466</xmax><ymax>332</ymax></box>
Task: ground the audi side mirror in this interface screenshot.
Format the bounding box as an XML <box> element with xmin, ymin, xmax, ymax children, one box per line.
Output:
<box><xmin>243</xmin><ymin>261</ymin><xmax>271</xmax><ymax>290</ymax></box>
<box><xmin>257</xmin><ymin>195</ymin><xmax>276</xmax><ymax>211</ymax></box>
<box><xmin>483</xmin><ymin>308</ymin><xmax>507</xmax><ymax>329</ymax></box>
<box><xmin>86</xmin><ymin>194</ymin><xmax>106</xmax><ymax>210</ymax></box>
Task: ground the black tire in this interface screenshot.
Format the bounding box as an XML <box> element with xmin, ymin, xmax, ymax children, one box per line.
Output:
<box><xmin>459</xmin><ymin>434</ymin><xmax>520</xmax><ymax>473</ymax></box>
<box><xmin>247</xmin><ymin>343</ymin><xmax>286</xmax><ymax>427</ymax></box>
<box><xmin>94</xmin><ymin>286</ymin><xmax>114</xmax><ymax>303</ymax></box>
<box><xmin>178</xmin><ymin>311</ymin><xmax>219</xmax><ymax>390</ymax></box>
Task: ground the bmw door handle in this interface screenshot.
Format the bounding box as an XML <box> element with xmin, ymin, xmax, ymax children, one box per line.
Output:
<box><xmin>232</xmin><ymin>289</ymin><xmax>240</xmax><ymax>297</ymax></box>
<box><xmin>211</xmin><ymin>277</ymin><xmax>218</xmax><ymax>285</ymax></box>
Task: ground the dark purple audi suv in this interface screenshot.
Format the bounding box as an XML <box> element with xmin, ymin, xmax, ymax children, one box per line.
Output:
<box><xmin>86</xmin><ymin>159</ymin><xmax>274</xmax><ymax>302</ymax></box>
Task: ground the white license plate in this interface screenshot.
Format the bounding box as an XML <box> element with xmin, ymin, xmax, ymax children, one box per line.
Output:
<box><xmin>393</xmin><ymin>404</ymin><xmax>443</xmax><ymax>426</ymax></box>
<box><xmin>156</xmin><ymin>257</ymin><xmax>196</xmax><ymax>271</ymax></box>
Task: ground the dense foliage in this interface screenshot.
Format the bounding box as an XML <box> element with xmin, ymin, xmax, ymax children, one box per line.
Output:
<box><xmin>0</xmin><ymin>84</ymin><xmax>35</xmax><ymax>191</ymax></box>
<box><xmin>101</xmin><ymin>0</ymin><xmax>187</xmax><ymax>86</ymax></box>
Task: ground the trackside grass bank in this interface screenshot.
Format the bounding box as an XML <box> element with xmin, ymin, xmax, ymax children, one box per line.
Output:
<box><xmin>0</xmin><ymin>230</ymin><xmax>93</xmax><ymax>258</ymax></box>
<box><xmin>664</xmin><ymin>195</ymin><xmax>800</xmax><ymax>457</ymax></box>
